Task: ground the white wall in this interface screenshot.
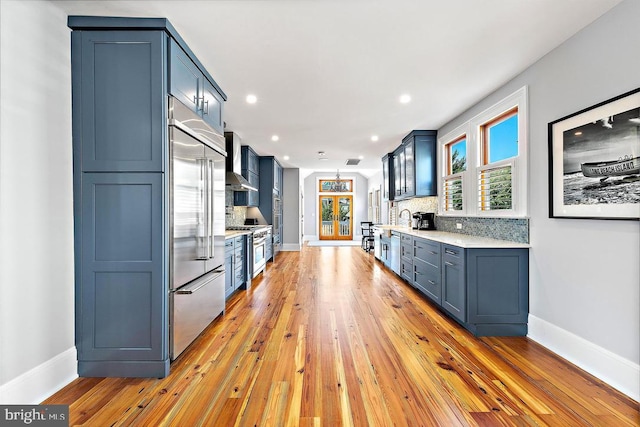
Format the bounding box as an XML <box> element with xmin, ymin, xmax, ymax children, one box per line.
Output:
<box><xmin>303</xmin><ymin>172</ymin><xmax>368</xmax><ymax>240</ymax></box>
<box><xmin>282</xmin><ymin>168</ymin><xmax>301</xmax><ymax>250</ymax></box>
<box><xmin>0</xmin><ymin>0</ymin><xmax>77</xmax><ymax>403</ymax></box>
<box><xmin>438</xmin><ymin>0</ymin><xmax>639</xmax><ymax>399</ymax></box>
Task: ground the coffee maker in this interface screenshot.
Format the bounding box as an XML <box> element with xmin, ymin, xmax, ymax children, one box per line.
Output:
<box><xmin>412</xmin><ymin>212</ymin><xmax>436</xmax><ymax>230</ymax></box>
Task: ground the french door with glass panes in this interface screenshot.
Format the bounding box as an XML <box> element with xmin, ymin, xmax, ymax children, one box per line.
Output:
<box><xmin>318</xmin><ymin>195</ymin><xmax>353</xmax><ymax>240</ymax></box>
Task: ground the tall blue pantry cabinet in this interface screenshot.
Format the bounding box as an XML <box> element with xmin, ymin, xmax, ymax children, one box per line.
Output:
<box><xmin>69</xmin><ymin>16</ymin><xmax>226</xmax><ymax>377</ymax></box>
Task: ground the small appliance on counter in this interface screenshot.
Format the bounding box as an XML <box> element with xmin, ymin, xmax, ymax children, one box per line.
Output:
<box><xmin>412</xmin><ymin>212</ymin><xmax>436</xmax><ymax>230</ymax></box>
<box><xmin>245</xmin><ymin>218</ymin><xmax>259</xmax><ymax>225</ymax></box>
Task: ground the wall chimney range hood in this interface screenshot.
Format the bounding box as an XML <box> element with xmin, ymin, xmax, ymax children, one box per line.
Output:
<box><xmin>225</xmin><ymin>132</ymin><xmax>258</xmax><ymax>192</ymax></box>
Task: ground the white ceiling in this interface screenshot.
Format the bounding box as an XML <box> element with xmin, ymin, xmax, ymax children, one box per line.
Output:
<box><xmin>51</xmin><ymin>0</ymin><xmax>622</xmax><ymax>177</ymax></box>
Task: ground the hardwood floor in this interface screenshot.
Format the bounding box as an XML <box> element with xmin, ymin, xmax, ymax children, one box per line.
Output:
<box><xmin>44</xmin><ymin>245</ymin><xmax>639</xmax><ymax>426</ymax></box>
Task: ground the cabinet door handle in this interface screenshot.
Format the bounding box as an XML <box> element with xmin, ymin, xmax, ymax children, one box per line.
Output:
<box><xmin>445</xmin><ymin>249</ymin><xmax>458</xmax><ymax>256</ymax></box>
<box><xmin>429</xmin><ymin>251</ymin><xmax>438</xmax><ymax>255</ymax></box>
<box><xmin>203</xmin><ymin>99</ymin><xmax>209</xmax><ymax>115</ymax></box>
<box><xmin>428</xmin><ymin>280</ymin><xmax>436</xmax><ymax>285</ymax></box>
<box><xmin>445</xmin><ymin>261</ymin><xmax>454</xmax><ymax>266</ymax></box>
<box><xmin>193</xmin><ymin>95</ymin><xmax>204</xmax><ymax>111</ymax></box>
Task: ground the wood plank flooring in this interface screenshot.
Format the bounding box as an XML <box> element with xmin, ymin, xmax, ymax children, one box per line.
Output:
<box><xmin>44</xmin><ymin>245</ymin><xmax>640</xmax><ymax>426</ymax></box>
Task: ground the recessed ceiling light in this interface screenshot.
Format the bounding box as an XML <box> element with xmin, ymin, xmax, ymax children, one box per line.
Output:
<box><xmin>358</xmin><ymin>155</ymin><xmax>364</xmax><ymax>160</ymax></box>
<box><xmin>283</xmin><ymin>155</ymin><xmax>290</xmax><ymax>161</ymax></box>
<box><xmin>371</xmin><ymin>135</ymin><xmax>379</xmax><ymax>142</ymax></box>
<box><xmin>399</xmin><ymin>94</ymin><xmax>411</xmax><ymax>104</ymax></box>
<box><xmin>271</xmin><ymin>135</ymin><xmax>279</xmax><ymax>142</ymax></box>
<box><xmin>318</xmin><ymin>151</ymin><xmax>326</xmax><ymax>156</ymax></box>
<box><xmin>246</xmin><ymin>94</ymin><xmax>257</xmax><ymax>104</ymax></box>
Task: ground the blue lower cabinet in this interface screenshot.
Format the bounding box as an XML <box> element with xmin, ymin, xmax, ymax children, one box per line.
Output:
<box><xmin>225</xmin><ymin>239</ymin><xmax>234</xmax><ymax>297</ymax></box>
<box><xmin>441</xmin><ymin>245</ymin><xmax>466</xmax><ymax>323</ymax></box>
<box><xmin>393</xmin><ymin>235</ymin><xmax>528</xmax><ymax>336</ymax></box>
<box><xmin>225</xmin><ymin>235</ymin><xmax>247</xmax><ymax>299</ymax></box>
<box><xmin>414</xmin><ymin>258</ymin><xmax>441</xmax><ymax>305</ymax></box>
<box><xmin>78</xmin><ymin>173</ymin><xmax>169</xmax><ymax>377</ymax></box>
<box><xmin>466</xmin><ymin>248</ymin><xmax>529</xmax><ymax>336</ymax></box>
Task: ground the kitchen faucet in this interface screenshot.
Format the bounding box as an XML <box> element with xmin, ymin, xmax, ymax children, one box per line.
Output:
<box><xmin>398</xmin><ymin>208</ymin><xmax>412</xmax><ymax>227</ymax></box>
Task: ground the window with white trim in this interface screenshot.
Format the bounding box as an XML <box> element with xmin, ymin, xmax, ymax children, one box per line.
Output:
<box><xmin>439</xmin><ymin>87</ymin><xmax>528</xmax><ymax>217</ymax></box>
<box><xmin>478</xmin><ymin>108</ymin><xmax>517</xmax><ymax>212</ymax></box>
<box><xmin>443</xmin><ymin>135</ymin><xmax>467</xmax><ymax>213</ymax></box>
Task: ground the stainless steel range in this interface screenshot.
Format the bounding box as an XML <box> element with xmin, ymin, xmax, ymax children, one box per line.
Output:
<box><xmin>227</xmin><ymin>225</ymin><xmax>272</xmax><ymax>277</ymax></box>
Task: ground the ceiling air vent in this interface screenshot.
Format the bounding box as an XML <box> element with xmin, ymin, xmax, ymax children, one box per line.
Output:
<box><xmin>345</xmin><ymin>159</ymin><xmax>360</xmax><ymax>166</ymax></box>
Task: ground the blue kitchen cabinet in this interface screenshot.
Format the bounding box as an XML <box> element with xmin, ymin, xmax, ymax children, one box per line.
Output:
<box><xmin>225</xmin><ymin>239</ymin><xmax>234</xmax><ymax>296</ymax></box>
<box><xmin>442</xmin><ymin>245</ymin><xmax>466</xmax><ymax>322</ymax></box>
<box><xmin>386</xmin><ymin>231</ymin><xmax>529</xmax><ymax>336</ymax></box>
<box><xmin>243</xmin><ymin>145</ymin><xmax>260</xmax><ymax>173</ymax></box>
<box><xmin>382</xmin><ymin>153</ymin><xmax>394</xmax><ymax>201</ymax></box>
<box><xmin>225</xmin><ymin>235</ymin><xmax>247</xmax><ymax>299</ymax></box>
<box><xmin>234</xmin><ymin>145</ymin><xmax>260</xmax><ymax>207</ymax></box>
<box><xmin>466</xmin><ymin>248</ymin><xmax>529</xmax><ymax>336</ymax></box>
<box><xmin>169</xmin><ymin>39</ymin><xmax>224</xmax><ymax>134</ymax></box>
<box><xmin>169</xmin><ymin>37</ymin><xmax>200</xmax><ymax>116</ymax></box>
<box><xmin>412</xmin><ymin>237</ymin><xmax>442</xmax><ymax>304</ymax></box>
<box><xmin>78</xmin><ymin>173</ymin><xmax>168</xmax><ymax>377</ymax></box>
<box><xmin>389</xmin><ymin>130</ymin><xmax>437</xmax><ymax>200</ymax></box>
<box><xmin>75</xmin><ymin>30</ymin><xmax>166</xmax><ymax>172</ymax></box>
<box><xmin>201</xmin><ymin>78</ymin><xmax>224</xmax><ymax>133</ymax></box>
<box><xmin>259</xmin><ymin>157</ymin><xmax>283</xmax><ymax>257</ymax></box>
<box><xmin>69</xmin><ymin>16</ymin><xmax>226</xmax><ymax>377</ymax></box>
<box><xmin>400</xmin><ymin>233</ymin><xmax>413</xmax><ymax>282</ymax></box>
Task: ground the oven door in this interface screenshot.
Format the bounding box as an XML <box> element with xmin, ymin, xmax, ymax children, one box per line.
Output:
<box><xmin>253</xmin><ymin>235</ymin><xmax>267</xmax><ymax>277</ymax></box>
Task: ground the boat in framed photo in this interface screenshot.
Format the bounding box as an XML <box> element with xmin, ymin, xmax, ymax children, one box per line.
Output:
<box><xmin>580</xmin><ymin>155</ymin><xmax>639</xmax><ymax>179</ymax></box>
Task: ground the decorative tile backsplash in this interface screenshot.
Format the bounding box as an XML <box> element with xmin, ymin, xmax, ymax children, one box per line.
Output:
<box><xmin>436</xmin><ymin>216</ymin><xmax>529</xmax><ymax>243</ymax></box>
<box><xmin>391</xmin><ymin>196</ymin><xmax>529</xmax><ymax>243</ymax></box>
<box><xmin>392</xmin><ymin>197</ymin><xmax>438</xmax><ymax>227</ymax></box>
<box><xmin>225</xmin><ymin>189</ymin><xmax>247</xmax><ymax>227</ymax></box>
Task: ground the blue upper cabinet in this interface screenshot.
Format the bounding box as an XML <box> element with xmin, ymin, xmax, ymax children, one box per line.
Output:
<box><xmin>202</xmin><ymin>78</ymin><xmax>224</xmax><ymax>133</ymax></box>
<box><xmin>390</xmin><ymin>130</ymin><xmax>437</xmax><ymax>200</ymax></box>
<box><xmin>234</xmin><ymin>145</ymin><xmax>260</xmax><ymax>207</ymax></box>
<box><xmin>169</xmin><ymin>39</ymin><xmax>224</xmax><ymax>135</ymax></box>
<box><xmin>75</xmin><ymin>31</ymin><xmax>167</xmax><ymax>172</ymax></box>
<box><xmin>382</xmin><ymin>154</ymin><xmax>394</xmax><ymax>201</ymax></box>
<box><xmin>169</xmin><ymin>38</ymin><xmax>200</xmax><ymax>115</ymax></box>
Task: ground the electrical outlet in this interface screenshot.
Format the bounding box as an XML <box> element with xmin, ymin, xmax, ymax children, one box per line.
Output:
<box><xmin>456</xmin><ymin>223</ymin><xmax>462</xmax><ymax>230</ymax></box>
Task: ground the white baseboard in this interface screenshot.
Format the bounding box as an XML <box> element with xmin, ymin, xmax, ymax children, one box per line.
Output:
<box><xmin>0</xmin><ymin>347</ymin><xmax>77</xmax><ymax>404</ymax></box>
<box><xmin>281</xmin><ymin>243</ymin><xmax>301</xmax><ymax>251</ymax></box>
<box><xmin>528</xmin><ymin>315</ymin><xmax>639</xmax><ymax>401</ymax></box>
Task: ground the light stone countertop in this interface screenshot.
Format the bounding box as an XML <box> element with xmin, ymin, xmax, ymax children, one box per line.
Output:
<box><xmin>373</xmin><ymin>225</ymin><xmax>530</xmax><ymax>249</ymax></box>
<box><xmin>224</xmin><ymin>230</ymin><xmax>252</xmax><ymax>238</ymax></box>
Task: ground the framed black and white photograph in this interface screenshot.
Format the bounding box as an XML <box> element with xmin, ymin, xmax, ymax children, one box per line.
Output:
<box><xmin>548</xmin><ymin>88</ymin><xmax>640</xmax><ymax>220</ymax></box>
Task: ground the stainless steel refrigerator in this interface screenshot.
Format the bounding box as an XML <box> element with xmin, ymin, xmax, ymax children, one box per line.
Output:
<box><xmin>168</xmin><ymin>97</ymin><xmax>226</xmax><ymax>360</ymax></box>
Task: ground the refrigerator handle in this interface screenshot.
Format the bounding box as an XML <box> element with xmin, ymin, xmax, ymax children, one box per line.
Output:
<box><xmin>197</xmin><ymin>158</ymin><xmax>208</xmax><ymax>260</ymax></box>
<box><xmin>207</xmin><ymin>158</ymin><xmax>214</xmax><ymax>259</ymax></box>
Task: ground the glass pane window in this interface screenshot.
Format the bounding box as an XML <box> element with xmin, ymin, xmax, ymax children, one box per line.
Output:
<box><xmin>483</xmin><ymin>109</ymin><xmax>518</xmax><ymax>164</ymax></box>
<box><xmin>319</xmin><ymin>179</ymin><xmax>352</xmax><ymax>192</ymax></box>
<box><xmin>448</xmin><ymin>137</ymin><xmax>467</xmax><ymax>174</ymax></box>
<box><xmin>444</xmin><ymin>177</ymin><xmax>464</xmax><ymax>211</ymax></box>
<box><xmin>439</xmin><ymin>87</ymin><xmax>527</xmax><ymax>217</ymax></box>
<box><xmin>478</xmin><ymin>165</ymin><xmax>512</xmax><ymax>211</ymax></box>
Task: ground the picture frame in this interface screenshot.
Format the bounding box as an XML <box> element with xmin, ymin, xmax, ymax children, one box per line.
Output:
<box><xmin>548</xmin><ymin>88</ymin><xmax>640</xmax><ymax>220</ymax></box>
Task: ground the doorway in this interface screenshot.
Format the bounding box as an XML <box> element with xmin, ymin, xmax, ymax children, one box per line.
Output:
<box><xmin>319</xmin><ymin>195</ymin><xmax>353</xmax><ymax>240</ymax></box>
